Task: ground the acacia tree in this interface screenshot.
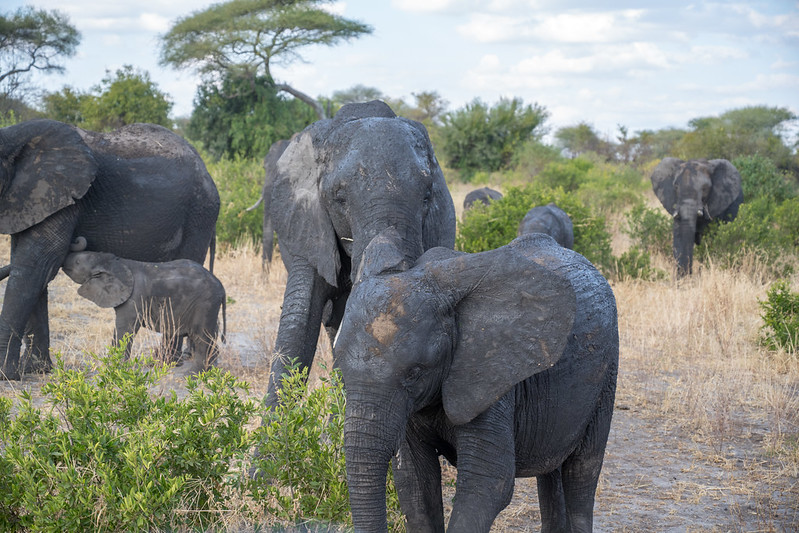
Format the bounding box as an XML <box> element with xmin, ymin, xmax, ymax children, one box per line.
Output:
<box><xmin>0</xmin><ymin>6</ymin><xmax>80</xmax><ymax>104</ymax></box>
<box><xmin>159</xmin><ymin>0</ymin><xmax>372</xmax><ymax>119</ymax></box>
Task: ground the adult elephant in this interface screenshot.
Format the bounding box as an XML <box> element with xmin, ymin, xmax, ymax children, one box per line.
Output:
<box><xmin>517</xmin><ymin>202</ymin><xmax>574</xmax><ymax>249</ymax></box>
<box><xmin>245</xmin><ymin>138</ymin><xmax>292</xmax><ymax>268</ymax></box>
<box><xmin>651</xmin><ymin>157</ymin><xmax>743</xmax><ymax>276</ymax></box>
<box><xmin>334</xmin><ymin>231</ymin><xmax>618</xmax><ymax>532</ymax></box>
<box><xmin>266</xmin><ymin>100</ymin><xmax>456</xmax><ymax>405</ymax></box>
<box><xmin>0</xmin><ymin>119</ymin><xmax>220</xmax><ymax>380</ymax></box>
<box><xmin>463</xmin><ymin>186</ymin><xmax>502</xmax><ymax>210</ymax></box>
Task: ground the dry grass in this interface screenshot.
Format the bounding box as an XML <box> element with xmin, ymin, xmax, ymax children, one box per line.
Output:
<box><xmin>1</xmin><ymin>218</ymin><xmax>798</xmax><ymax>531</ymax></box>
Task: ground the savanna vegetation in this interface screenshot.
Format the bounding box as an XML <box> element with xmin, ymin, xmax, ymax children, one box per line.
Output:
<box><xmin>1</xmin><ymin>1</ymin><xmax>798</xmax><ymax>530</ymax></box>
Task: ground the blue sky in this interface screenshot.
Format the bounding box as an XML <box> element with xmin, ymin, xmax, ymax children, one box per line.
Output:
<box><xmin>9</xmin><ymin>0</ymin><xmax>799</xmax><ymax>140</ymax></box>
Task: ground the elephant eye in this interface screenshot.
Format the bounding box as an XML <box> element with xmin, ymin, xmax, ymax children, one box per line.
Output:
<box><xmin>403</xmin><ymin>365</ymin><xmax>424</xmax><ymax>385</ymax></box>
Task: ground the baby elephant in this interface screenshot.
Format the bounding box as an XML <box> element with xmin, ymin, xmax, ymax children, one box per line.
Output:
<box><xmin>517</xmin><ymin>202</ymin><xmax>574</xmax><ymax>249</ymax></box>
<box><xmin>62</xmin><ymin>251</ymin><xmax>226</xmax><ymax>368</ymax></box>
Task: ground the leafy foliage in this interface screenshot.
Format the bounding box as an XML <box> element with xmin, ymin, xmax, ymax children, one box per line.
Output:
<box><xmin>0</xmin><ymin>345</ymin><xmax>257</xmax><ymax>531</ymax></box>
<box><xmin>40</xmin><ymin>65</ymin><xmax>172</xmax><ymax>131</ymax></box>
<box><xmin>440</xmin><ymin>97</ymin><xmax>549</xmax><ymax>180</ymax></box>
<box><xmin>734</xmin><ymin>153</ymin><xmax>796</xmax><ymax>204</ymax></box>
<box><xmin>611</xmin><ymin>246</ymin><xmax>666</xmax><ymax>282</ymax></box>
<box><xmin>624</xmin><ymin>203</ymin><xmax>672</xmax><ymax>257</ymax></box>
<box><xmin>189</xmin><ymin>73</ymin><xmax>314</xmax><ymax>160</ymax></box>
<box><xmin>247</xmin><ymin>362</ymin><xmax>404</xmax><ymax>530</ymax></box>
<box><xmin>457</xmin><ymin>185</ymin><xmax>614</xmax><ymax>273</ymax></box>
<box><xmin>759</xmin><ymin>280</ymin><xmax>799</xmax><ymax>355</ymax></box>
<box><xmin>206</xmin><ymin>154</ymin><xmax>266</xmax><ymax>246</ymax></box>
<box><xmin>0</xmin><ymin>6</ymin><xmax>80</xmax><ymax>102</ymax></box>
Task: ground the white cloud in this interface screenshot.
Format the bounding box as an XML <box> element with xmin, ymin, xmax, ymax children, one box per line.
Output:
<box><xmin>391</xmin><ymin>0</ymin><xmax>461</xmax><ymax>13</ymax></box>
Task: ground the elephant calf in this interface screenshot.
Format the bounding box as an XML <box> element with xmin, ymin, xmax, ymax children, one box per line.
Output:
<box><xmin>62</xmin><ymin>251</ymin><xmax>226</xmax><ymax>368</ymax></box>
<box><xmin>517</xmin><ymin>202</ymin><xmax>574</xmax><ymax>249</ymax></box>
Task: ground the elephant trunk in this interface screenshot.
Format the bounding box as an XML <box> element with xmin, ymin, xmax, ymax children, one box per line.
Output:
<box><xmin>351</xmin><ymin>216</ymin><xmax>424</xmax><ymax>282</ymax></box>
<box><xmin>344</xmin><ymin>389</ymin><xmax>410</xmax><ymax>532</ymax></box>
<box><xmin>673</xmin><ymin>210</ymin><xmax>698</xmax><ymax>276</ymax></box>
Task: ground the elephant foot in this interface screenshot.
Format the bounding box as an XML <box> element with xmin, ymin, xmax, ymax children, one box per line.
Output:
<box><xmin>21</xmin><ymin>353</ymin><xmax>52</xmax><ymax>375</ymax></box>
<box><xmin>1</xmin><ymin>366</ymin><xmax>21</xmax><ymax>381</ymax></box>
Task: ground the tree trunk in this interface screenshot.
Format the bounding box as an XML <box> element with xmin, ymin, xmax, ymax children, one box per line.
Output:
<box><xmin>275</xmin><ymin>83</ymin><xmax>327</xmax><ymax>120</ymax></box>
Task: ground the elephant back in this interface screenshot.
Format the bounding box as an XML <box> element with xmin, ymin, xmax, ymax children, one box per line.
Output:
<box><xmin>0</xmin><ymin>120</ymin><xmax>98</xmax><ymax>234</ymax></box>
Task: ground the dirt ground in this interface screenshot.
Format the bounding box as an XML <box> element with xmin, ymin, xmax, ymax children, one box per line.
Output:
<box><xmin>1</xmin><ymin>222</ymin><xmax>798</xmax><ymax>531</ymax></box>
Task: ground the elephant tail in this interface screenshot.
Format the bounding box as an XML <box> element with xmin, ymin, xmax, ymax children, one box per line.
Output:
<box><xmin>208</xmin><ymin>232</ymin><xmax>216</xmax><ymax>274</ymax></box>
<box><xmin>220</xmin><ymin>297</ymin><xmax>227</xmax><ymax>344</ymax></box>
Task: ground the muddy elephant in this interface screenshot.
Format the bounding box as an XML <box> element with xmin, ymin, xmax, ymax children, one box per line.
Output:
<box><xmin>0</xmin><ymin>119</ymin><xmax>219</xmax><ymax>380</ymax></box>
<box><xmin>334</xmin><ymin>230</ymin><xmax>619</xmax><ymax>532</ymax></box>
<box><xmin>62</xmin><ymin>251</ymin><xmax>226</xmax><ymax>369</ymax></box>
<box><xmin>265</xmin><ymin>100</ymin><xmax>456</xmax><ymax>406</ymax></box>
<box><xmin>517</xmin><ymin>202</ymin><xmax>574</xmax><ymax>249</ymax></box>
<box><xmin>650</xmin><ymin>158</ymin><xmax>743</xmax><ymax>275</ymax></box>
<box><xmin>463</xmin><ymin>186</ymin><xmax>502</xmax><ymax>210</ymax></box>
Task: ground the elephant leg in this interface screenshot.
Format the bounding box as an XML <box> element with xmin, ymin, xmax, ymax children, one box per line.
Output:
<box><xmin>537</xmin><ymin>468</ymin><xmax>570</xmax><ymax>533</ymax></box>
<box><xmin>0</xmin><ymin>208</ymin><xmax>78</xmax><ymax>380</ymax></box>
<box><xmin>392</xmin><ymin>418</ymin><xmax>445</xmax><ymax>532</ymax></box>
<box><xmin>560</xmin><ymin>385</ymin><xmax>615</xmax><ymax>533</ymax></box>
<box><xmin>447</xmin><ymin>395</ymin><xmax>516</xmax><ymax>532</ymax></box>
<box><xmin>266</xmin><ymin>258</ymin><xmax>333</xmax><ymax>408</ymax></box>
<box><xmin>113</xmin><ymin>316</ymin><xmax>140</xmax><ymax>359</ymax></box>
<box><xmin>21</xmin><ymin>289</ymin><xmax>52</xmax><ymax>373</ymax></box>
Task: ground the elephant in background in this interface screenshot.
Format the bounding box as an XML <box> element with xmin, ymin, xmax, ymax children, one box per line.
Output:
<box><xmin>246</xmin><ymin>138</ymin><xmax>292</xmax><ymax>267</ymax></box>
<box><xmin>62</xmin><ymin>251</ymin><xmax>226</xmax><ymax>369</ymax></box>
<box><xmin>334</xmin><ymin>230</ymin><xmax>618</xmax><ymax>532</ymax></box>
<box><xmin>463</xmin><ymin>186</ymin><xmax>502</xmax><ymax>210</ymax></box>
<box><xmin>0</xmin><ymin>119</ymin><xmax>219</xmax><ymax>380</ymax></box>
<box><xmin>517</xmin><ymin>202</ymin><xmax>574</xmax><ymax>249</ymax></box>
<box><xmin>651</xmin><ymin>157</ymin><xmax>743</xmax><ymax>275</ymax></box>
<box><xmin>265</xmin><ymin>100</ymin><xmax>456</xmax><ymax>406</ymax></box>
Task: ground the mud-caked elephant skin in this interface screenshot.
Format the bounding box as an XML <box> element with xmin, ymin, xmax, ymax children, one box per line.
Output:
<box><xmin>463</xmin><ymin>186</ymin><xmax>503</xmax><ymax>210</ymax></box>
<box><xmin>0</xmin><ymin>119</ymin><xmax>219</xmax><ymax>380</ymax></box>
<box><xmin>517</xmin><ymin>202</ymin><xmax>574</xmax><ymax>248</ymax></box>
<box><xmin>264</xmin><ymin>100</ymin><xmax>456</xmax><ymax>406</ymax></box>
<box><xmin>62</xmin><ymin>251</ymin><xmax>226</xmax><ymax>369</ymax></box>
<box><xmin>335</xmin><ymin>230</ymin><xmax>619</xmax><ymax>532</ymax></box>
<box><xmin>650</xmin><ymin>157</ymin><xmax>743</xmax><ymax>276</ymax></box>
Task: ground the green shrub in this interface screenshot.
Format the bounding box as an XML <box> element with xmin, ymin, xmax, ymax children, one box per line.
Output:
<box><xmin>698</xmin><ymin>197</ymin><xmax>796</xmax><ymax>277</ymax></box>
<box><xmin>624</xmin><ymin>204</ymin><xmax>672</xmax><ymax>256</ymax></box>
<box><xmin>734</xmin><ymin>154</ymin><xmax>796</xmax><ymax>203</ymax></box>
<box><xmin>206</xmin><ymin>156</ymin><xmax>265</xmax><ymax>247</ymax></box>
<box><xmin>759</xmin><ymin>280</ymin><xmax>799</xmax><ymax>354</ymax></box>
<box><xmin>0</xmin><ymin>345</ymin><xmax>257</xmax><ymax>531</ymax></box>
<box><xmin>457</xmin><ymin>185</ymin><xmax>614</xmax><ymax>274</ymax></box>
<box><xmin>610</xmin><ymin>246</ymin><xmax>666</xmax><ymax>282</ymax></box>
<box><xmin>248</xmin><ymin>363</ymin><xmax>404</xmax><ymax>531</ymax></box>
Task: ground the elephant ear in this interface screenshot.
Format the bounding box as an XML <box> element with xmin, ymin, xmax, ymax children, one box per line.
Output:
<box><xmin>401</xmin><ymin>118</ymin><xmax>457</xmax><ymax>250</ymax></box>
<box><xmin>706</xmin><ymin>159</ymin><xmax>743</xmax><ymax>217</ymax></box>
<box><xmin>650</xmin><ymin>157</ymin><xmax>683</xmax><ymax>214</ymax></box>
<box><xmin>272</xmin><ymin>128</ymin><xmax>340</xmax><ymax>287</ymax></box>
<box><xmin>429</xmin><ymin>234</ymin><xmax>577</xmax><ymax>425</ymax></box>
<box><xmin>77</xmin><ymin>257</ymin><xmax>134</xmax><ymax>308</ymax></box>
<box><xmin>0</xmin><ymin>120</ymin><xmax>98</xmax><ymax>234</ymax></box>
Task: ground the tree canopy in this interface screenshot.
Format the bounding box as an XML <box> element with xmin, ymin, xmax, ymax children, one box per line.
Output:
<box><xmin>0</xmin><ymin>6</ymin><xmax>80</xmax><ymax>104</ymax></box>
<box><xmin>41</xmin><ymin>65</ymin><xmax>172</xmax><ymax>131</ymax></box>
<box><xmin>159</xmin><ymin>0</ymin><xmax>372</xmax><ymax>119</ymax></box>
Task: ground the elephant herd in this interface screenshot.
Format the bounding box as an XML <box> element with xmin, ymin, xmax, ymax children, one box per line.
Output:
<box><xmin>0</xmin><ymin>101</ymin><xmax>742</xmax><ymax>531</ymax></box>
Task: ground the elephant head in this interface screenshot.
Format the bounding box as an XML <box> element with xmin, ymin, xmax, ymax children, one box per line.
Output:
<box><xmin>334</xmin><ymin>230</ymin><xmax>576</xmax><ymax>530</ymax></box>
<box><xmin>271</xmin><ymin>100</ymin><xmax>455</xmax><ymax>288</ymax></box>
<box><xmin>62</xmin><ymin>252</ymin><xmax>134</xmax><ymax>308</ymax></box>
<box><xmin>0</xmin><ymin>120</ymin><xmax>98</xmax><ymax>233</ymax></box>
<box><xmin>650</xmin><ymin>157</ymin><xmax>743</xmax><ymax>275</ymax></box>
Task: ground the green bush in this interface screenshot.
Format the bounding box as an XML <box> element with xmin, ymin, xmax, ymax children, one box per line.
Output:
<box><xmin>734</xmin><ymin>153</ymin><xmax>796</xmax><ymax>203</ymax></box>
<box><xmin>759</xmin><ymin>280</ymin><xmax>799</xmax><ymax>355</ymax></box>
<box><xmin>610</xmin><ymin>246</ymin><xmax>666</xmax><ymax>282</ymax></box>
<box><xmin>206</xmin><ymin>156</ymin><xmax>265</xmax><ymax>247</ymax></box>
<box><xmin>0</xmin><ymin>345</ymin><xmax>257</xmax><ymax>531</ymax></box>
<box><xmin>248</xmin><ymin>363</ymin><xmax>404</xmax><ymax>531</ymax></box>
<box><xmin>698</xmin><ymin>196</ymin><xmax>797</xmax><ymax>277</ymax></box>
<box><xmin>624</xmin><ymin>204</ymin><xmax>672</xmax><ymax>256</ymax></box>
<box><xmin>457</xmin><ymin>185</ymin><xmax>614</xmax><ymax>274</ymax></box>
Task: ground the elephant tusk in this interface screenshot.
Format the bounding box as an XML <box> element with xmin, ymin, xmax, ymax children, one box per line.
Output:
<box><xmin>672</xmin><ymin>211</ymin><xmax>679</xmax><ymax>219</ymax></box>
<box><xmin>340</xmin><ymin>237</ymin><xmax>353</xmax><ymax>242</ymax></box>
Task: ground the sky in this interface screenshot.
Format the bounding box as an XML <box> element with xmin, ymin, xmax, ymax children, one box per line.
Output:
<box><xmin>7</xmin><ymin>0</ymin><xmax>799</xmax><ymax>140</ymax></box>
